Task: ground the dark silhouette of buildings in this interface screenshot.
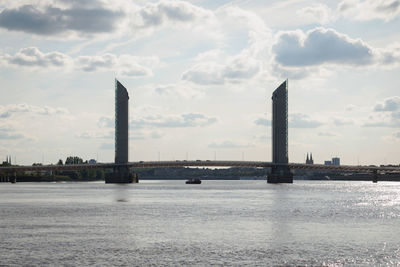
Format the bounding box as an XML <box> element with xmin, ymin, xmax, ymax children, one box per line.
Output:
<box><xmin>306</xmin><ymin>153</ymin><xmax>314</xmax><ymax>164</ymax></box>
<box><xmin>268</xmin><ymin>80</ymin><xmax>293</xmax><ymax>183</ymax></box>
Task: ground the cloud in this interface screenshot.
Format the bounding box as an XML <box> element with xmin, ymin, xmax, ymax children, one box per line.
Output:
<box><xmin>0</xmin><ymin>126</ymin><xmax>24</xmax><ymax>140</ymax></box>
<box><xmin>318</xmin><ymin>132</ymin><xmax>336</xmax><ymax>137</ymax></box>
<box><xmin>363</xmin><ymin>112</ymin><xmax>400</xmax><ymax>127</ymax></box>
<box><xmin>75</xmin><ymin>131</ymin><xmax>113</xmax><ymax>139</ymax></box>
<box><xmin>297</xmin><ymin>4</ymin><xmax>333</xmax><ymax>24</ymax></box>
<box><xmin>208</xmin><ymin>140</ymin><xmax>251</xmax><ymax>149</ymax></box>
<box><xmin>0</xmin><ymin>103</ymin><xmax>69</xmax><ymax>117</ymax></box>
<box><xmin>132</xmin><ymin>1</ymin><xmax>213</xmax><ymax>30</ymax></box>
<box><xmin>338</xmin><ymin>0</ymin><xmax>400</xmax><ymax>22</ymax></box>
<box><xmin>182</xmin><ymin>52</ymin><xmax>261</xmax><ymax>85</ymax></box>
<box><xmin>98</xmin><ymin>112</ymin><xmax>217</xmax><ymax>129</ymax></box>
<box><xmin>273</xmin><ymin>27</ymin><xmax>375</xmax><ymax>67</ymax></box>
<box><xmin>99</xmin><ymin>143</ymin><xmax>113</xmax><ymax>150</ymax></box>
<box><xmin>254</xmin><ymin>118</ymin><xmax>271</xmax><ymax>126</ymax></box>
<box><xmin>2</xmin><ymin>47</ymin><xmax>71</xmax><ymax>68</ymax></box>
<box><xmin>1</xmin><ymin>47</ymin><xmax>159</xmax><ymax>77</ymax></box>
<box><xmin>374</xmin><ymin>96</ymin><xmax>400</xmax><ymax>111</ymax></box>
<box><xmin>76</xmin><ymin>54</ymin><xmax>158</xmax><ymax>77</ymax></box>
<box><xmin>154</xmin><ymin>82</ymin><xmax>204</xmax><ymax>98</ymax></box>
<box><xmin>132</xmin><ymin>113</ymin><xmax>217</xmax><ymax>128</ymax></box>
<box><xmin>333</xmin><ymin>117</ymin><xmax>354</xmax><ymax>126</ymax></box>
<box><xmin>365</xmin><ymin>96</ymin><xmax>400</xmax><ymax>127</ymax></box>
<box><xmin>0</xmin><ymin>3</ymin><xmax>123</xmax><ymax>36</ymax></box>
<box><xmin>289</xmin><ymin>113</ymin><xmax>323</xmax><ymax>128</ymax></box>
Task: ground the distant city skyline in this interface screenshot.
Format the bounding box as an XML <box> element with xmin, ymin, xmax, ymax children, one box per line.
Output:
<box><xmin>0</xmin><ymin>0</ymin><xmax>399</xmax><ymax>165</ymax></box>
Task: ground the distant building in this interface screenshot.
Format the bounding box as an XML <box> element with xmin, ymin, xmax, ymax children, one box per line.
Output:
<box><xmin>332</xmin><ymin>157</ymin><xmax>340</xmax><ymax>166</ymax></box>
<box><xmin>306</xmin><ymin>153</ymin><xmax>314</xmax><ymax>164</ymax></box>
<box><xmin>324</xmin><ymin>160</ymin><xmax>332</xmax><ymax>165</ymax></box>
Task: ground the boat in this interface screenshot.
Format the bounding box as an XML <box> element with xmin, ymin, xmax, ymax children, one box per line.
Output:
<box><xmin>186</xmin><ymin>178</ymin><xmax>201</xmax><ymax>184</ymax></box>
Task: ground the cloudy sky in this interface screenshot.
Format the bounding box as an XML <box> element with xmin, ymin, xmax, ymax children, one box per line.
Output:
<box><xmin>0</xmin><ymin>0</ymin><xmax>399</xmax><ymax>165</ymax></box>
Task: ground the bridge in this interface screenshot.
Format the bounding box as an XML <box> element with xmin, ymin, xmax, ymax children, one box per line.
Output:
<box><xmin>1</xmin><ymin>160</ymin><xmax>399</xmax><ymax>178</ymax></box>
<box><xmin>1</xmin><ymin>79</ymin><xmax>400</xmax><ymax>183</ymax></box>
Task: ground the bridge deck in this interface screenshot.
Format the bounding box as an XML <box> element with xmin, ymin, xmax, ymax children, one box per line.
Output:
<box><xmin>0</xmin><ymin>161</ymin><xmax>400</xmax><ymax>173</ymax></box>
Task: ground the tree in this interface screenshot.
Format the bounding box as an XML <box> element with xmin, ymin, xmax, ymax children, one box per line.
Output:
<box><xmin>65</xmin><ymin>156</ymin><xmax>84</xmax><ymax>165</ymax></box>
<box><xmin>57</xmin><ymin>159</ymin><xmax>63</xmax><ymax>165</ymax></box>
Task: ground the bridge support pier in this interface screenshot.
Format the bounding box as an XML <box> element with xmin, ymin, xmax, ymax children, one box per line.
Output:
<box><xmin>106</xmin><ymin>165</ymin><xmax>138</xmax><ymax>183</ymax></box>
<box><xmin>268</xmin><ymin>165</ymin><xmax>293</xmax><ymax>183</ymax></box>
<box><xmin>372</xmin><ymin>169</ymin><xmax>378</xmax><ymax>183</ymax></box>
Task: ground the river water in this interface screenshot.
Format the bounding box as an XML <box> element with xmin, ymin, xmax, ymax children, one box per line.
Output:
<box><xmin>1</xmin><ymin>180</ymin><xmax>400</xmax><ymax>266</ymax></box>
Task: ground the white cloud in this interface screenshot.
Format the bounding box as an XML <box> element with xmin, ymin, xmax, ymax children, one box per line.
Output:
<box><xmin>154</xmin><ymin>82</ymin><xmax>204</xmax><ymax>98</ymax></box>
<box><xmin>76</xmin><ymin>54</ymin><xmax>159</xmax><ymax>77</ymax></box>
<box><xmin>338</xmin><ymin>0</ymin><xmax>400</xmax><ymax>22</ymax></box>
<box><xmin>182</xmin><ymin>50</ymin><xmax>261</xmax><ymax>85</ymax></box>
<box><xmin>273</xmin><ymin>27</ymin><xmax>375</xmax><ymax>67</ymax></box>
<box><xmin>1</xmin><ymin>47</ymin><xmax>160</xmax><ymax>77</ymax></box>
<box><xmin>2</xmin><ymin>47</ymin><xmax>72</xmax><ymax>68</ymax></box>
<box><xmin>297</xmin><ymin>4</ymin><xmax>333</xmax><ymax>24</ymax></box>
<box><xmin>0</xmin><ymin>103</ymin><xmax>70</xmax><ymax>117</ymax></box>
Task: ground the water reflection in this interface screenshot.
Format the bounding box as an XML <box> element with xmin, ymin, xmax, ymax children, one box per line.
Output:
<box><xmin>112</xmin><ymin>184</ymin><xmax>131</xmax><ymax>203</ymax></box>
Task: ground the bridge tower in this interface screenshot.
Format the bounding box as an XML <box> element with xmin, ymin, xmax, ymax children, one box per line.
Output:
<box><xmin>268</xmin><ymin>80</ymin><xmax>293</xmax><ymax>183</ymax></box>
<box><xmin>105</xmin><ymin>79</ymin><xmax>134</xmax><ymax>183</ymax></box>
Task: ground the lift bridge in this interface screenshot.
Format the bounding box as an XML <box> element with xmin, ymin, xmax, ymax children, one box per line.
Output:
<box><xmin>1</xmin><ymin>80</ymin><xmax>399</xmax><ymax>183</ymax></box>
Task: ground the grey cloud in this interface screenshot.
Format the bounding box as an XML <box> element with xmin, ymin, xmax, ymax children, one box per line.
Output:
<box><xmin>77</xmin><ymin>54</ymin><xmax>115</xmax><ymax>72</ymax></box>
<box><xmin>363</xmin><ymin>112</ymin><xmax>400</xmax><ymax>127</ymax></box>
<box><xmin>76</xmin><ymin>54</ymin><xmax>155</xmax><ymax>77</ymax></box>
<box><xmin>318</xmin><ymin>132</ymin><xmax>336</xmax><ymax>137</ymax></box>
<box><xmin>254</xmin><ymin>118</ymin><xmax>271</xmax><ymax>126</ymax></box>
<box><xmin>0</xmin><ymin>4</ymin><xmax>122</xmax><ymax>35</ymax></box>
<box><xmin>338</xmin><ymin>0</ymin><xmax>400</xmax><ymax>21</ymax></box>
<box><xmin>75</xmin><ymin>131</ymin><xmax>113</xmax><ymax>139</ymax></box>
<box><xmin>289</xmin><ymin>113</ymin><xmax>323</xmax><ymax>128</ymax></box>
<box><xmin>0</xmin><ymin>103</ymin><xmax>69</xmax><ymax>117</ymax></box>
<box><xmin>0</xmin><ymin>112</ymin><xmax>11</xmax><ymax>118</ymax></box>
<box><xmin>182</xmin><ymin>56</ymin><xmax>260</xmax><ymax>85</ymax></box>
<box><xmin>99</xmin><ymin>143</ymin><xmax>113</xmax><ymax>150</ymax></box>
<box><xmin>273</xmin><ymin>27</ymin><xmax>374</xmax><ymax>67</ymax></box>
<box><xmin>4</xmin><ymin>47</ymin><xmax>70</xmax><ymax>67</ymax></box>
<box><xmin>0</xmin><ymin>127</ymin><xmax>23</xmax><ymax>140</ymax></box>
<box><xmin>208</xmin><ymin>140</ymin><xmax>251</xmax><ymax>149</ymax></box>
<box><xmin>137</xmin><ymin>1</ymin><xmax>211</xmax><ymax>28</ymax></box>
<box><xmin>333</xmin><ymin>117</ymin><xmax>353</xmax><ymax>126</ymax></box>
<box><xmin>99</xmin><ymin>113</ymin><xmax>217</xmax><ymax>129</ymax></box>
<box><xmin>374</xmin><ymin>96</ymin><xmax>400</xmax><ymax>111</ymax></box>
<box><xmin>132</xmin><ymin>113</ymin><xmax>217</xmax><ymax>128</ymax></box>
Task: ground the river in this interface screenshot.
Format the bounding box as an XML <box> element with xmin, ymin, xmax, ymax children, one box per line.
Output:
<box><xmin>1</xmin><ymin>180</ymin><xmax>399</xmax><ymax>265</ymax></box>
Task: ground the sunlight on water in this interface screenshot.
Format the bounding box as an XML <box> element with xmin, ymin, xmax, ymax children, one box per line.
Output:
<box><xmin>1</xmin><ymin>180</ymin><xmax>400</xmax><ymax>265</ymax></box>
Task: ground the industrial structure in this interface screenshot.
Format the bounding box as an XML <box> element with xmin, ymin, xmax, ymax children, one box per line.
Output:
<box><xmin>105</xmin><ymin>79</ymin><xmax>135</xmax><ymax>183</ymax></box>
<box><xmin>268</xmin><ymin>80</ymin><xmax>293</xmax><ymax>183</ymax></box>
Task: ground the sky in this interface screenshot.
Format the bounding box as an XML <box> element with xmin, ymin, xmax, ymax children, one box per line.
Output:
<box><xmin>0</xmin><ymin>0</ymin><xmax>399</xmax><ymax>166</ymax></box>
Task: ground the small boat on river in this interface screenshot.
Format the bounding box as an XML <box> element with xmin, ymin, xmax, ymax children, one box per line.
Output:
<box><xmin>186</xmin><ymin>178</ymin><xmax>201</xmax><ymax>184</ymax></box>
